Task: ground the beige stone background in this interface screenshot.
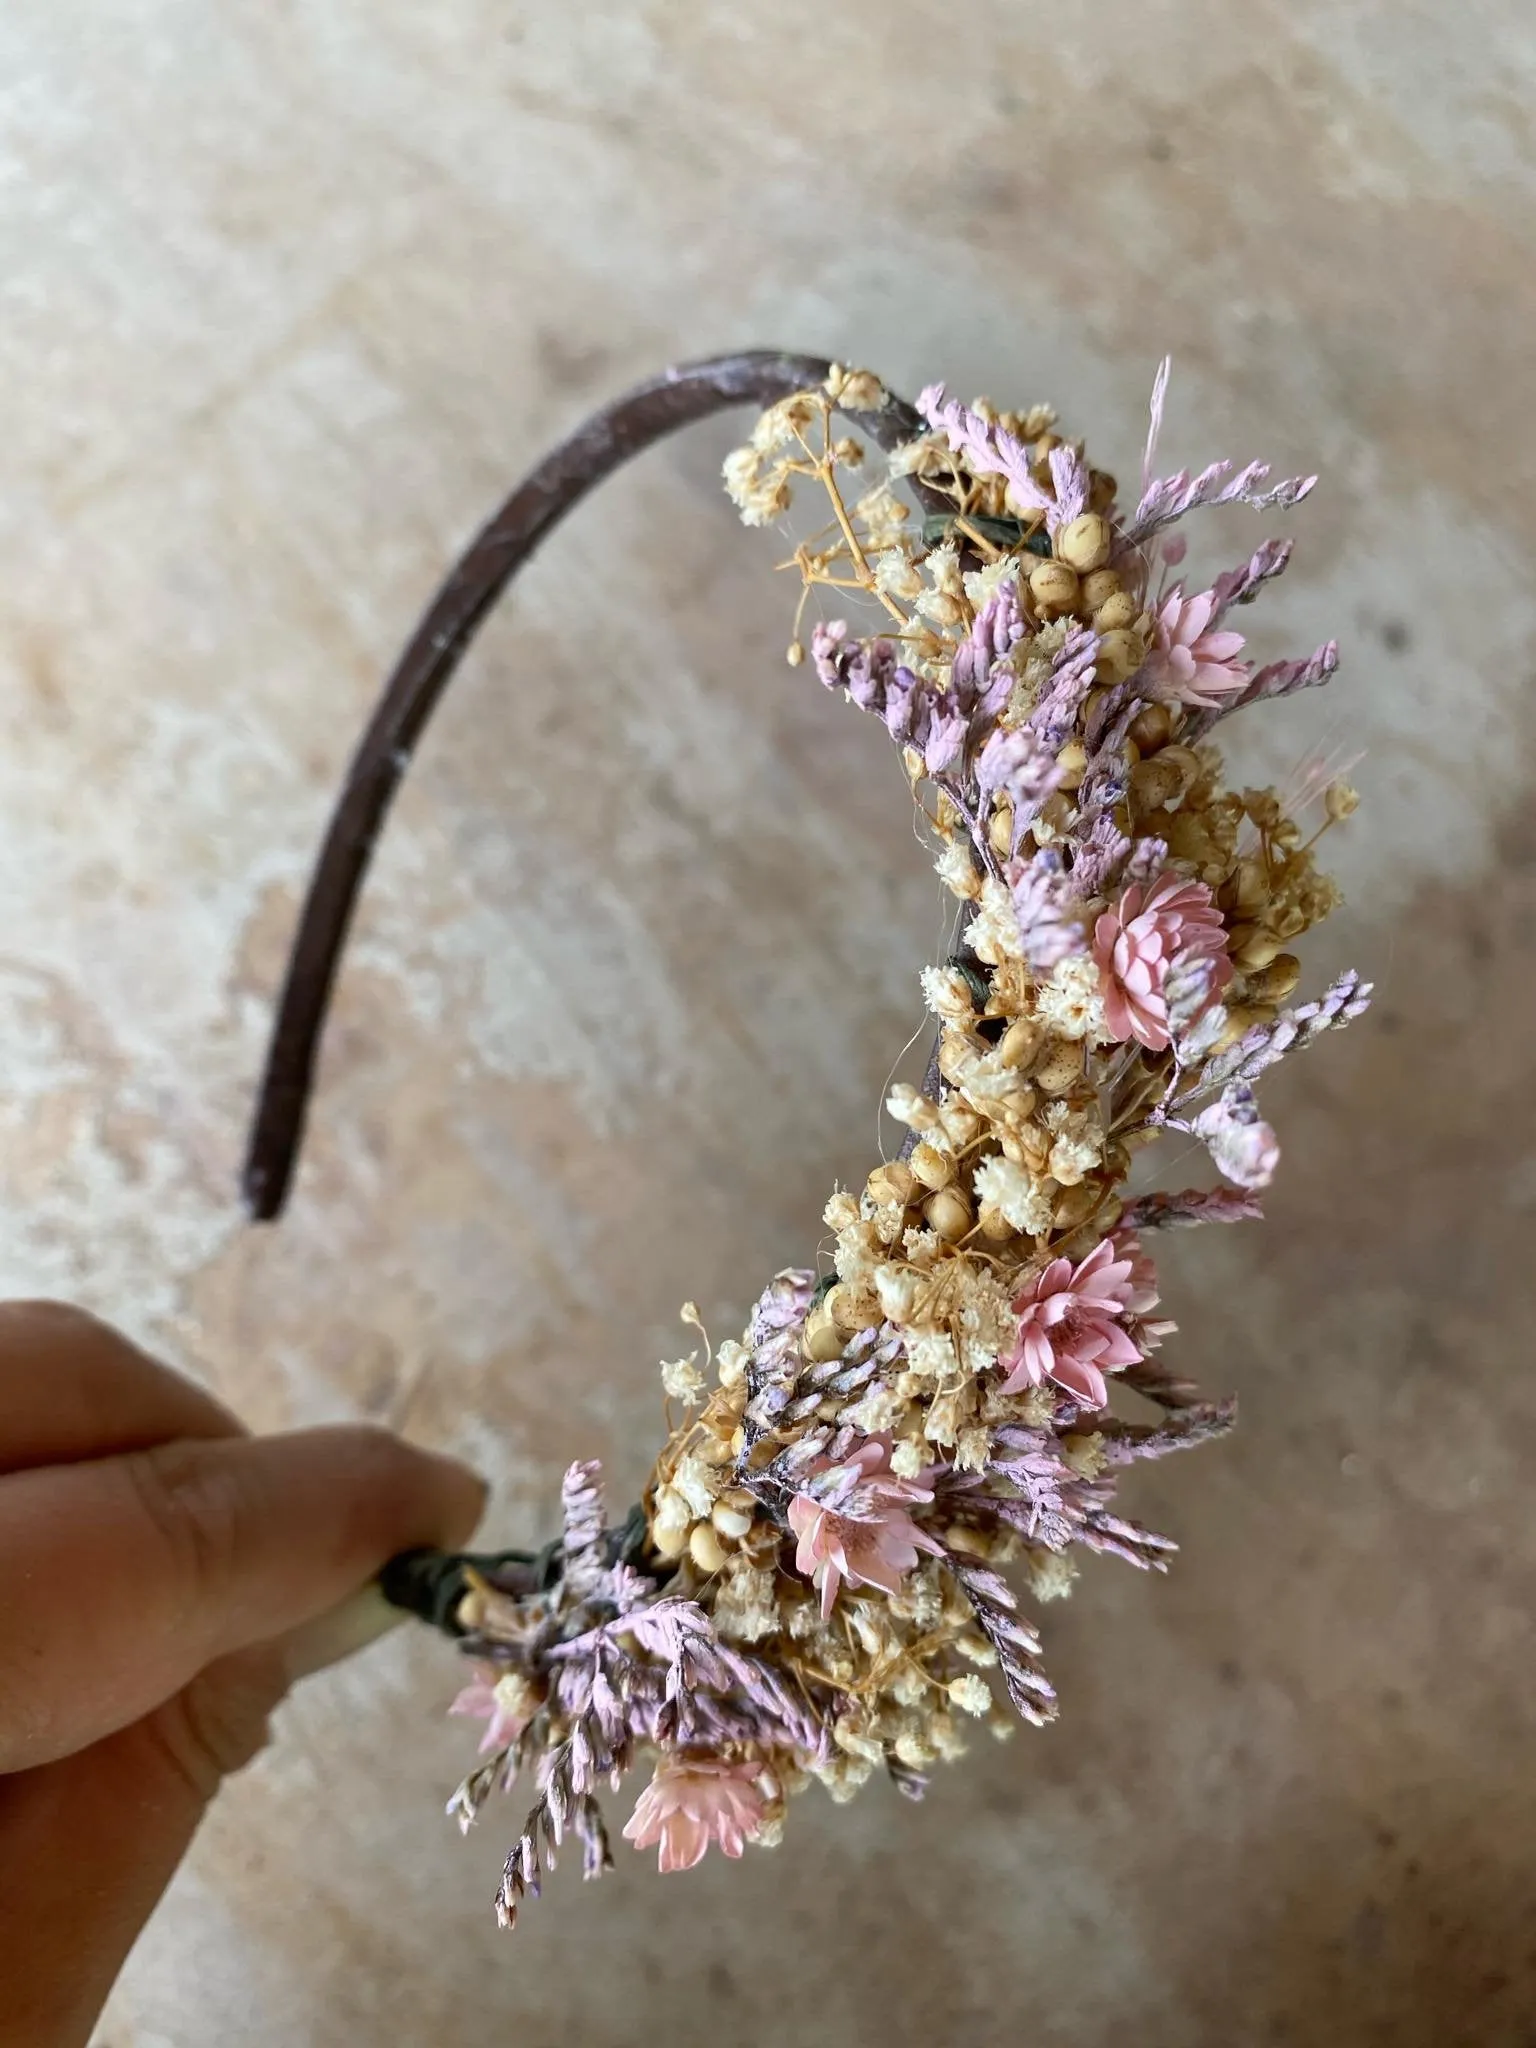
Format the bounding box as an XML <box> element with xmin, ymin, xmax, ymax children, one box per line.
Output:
<box><xmin>0</xmin><ymin>1</ymin><xmax>1532</xmax><ymax>2041</ymax></box>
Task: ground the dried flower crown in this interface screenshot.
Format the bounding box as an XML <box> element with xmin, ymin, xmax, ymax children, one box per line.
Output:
<box><xmin>246</xmin><ymin>351</ymin><xmax>1368</xmax><ymax>1926</ymax></box>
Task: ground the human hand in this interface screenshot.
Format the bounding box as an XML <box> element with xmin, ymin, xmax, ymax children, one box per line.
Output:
<box><xmin>0</xmin><ymin>1302</ymin><xmax>485</xmax><ymax>2047</ymax></box>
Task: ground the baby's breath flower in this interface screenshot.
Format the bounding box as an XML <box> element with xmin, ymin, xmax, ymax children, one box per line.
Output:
<box><xmin>949</xmin><ymin>1672</ymin><xmax>994</xmax><ymax>1716</ymax></box>
<box><xmin>905</xmin><ymin>1328</ymin><xmax>960</xmax><ymax>1383</ymax></box>
<box><xmin>1026</xmin><ymin>1550</ymin><xmax>1079</xmax><ymax>1602</ymax></box>
<box><xmin>722</xmin><ymin>445</ymin><xmax>792</xmax><ymax>527</ymax></box>
<box><xmin>715</xmin><ymin>1338</ymin><xmax>750</xmax><ymax>1388</ymax></box>
<box><xmin>1035</xmin><ymin>952</ymin><xmax>1107</xmax><ymax>1041</ymax></box>
<box><xmin>661</xmin><ymin>1352</ymin><xmax>706</xmax><ymax>1405</ymax></box>
<box><xmin>872</xmin><ymin>542</ymin><xmax>924</xmax><ymax>598</ymax></box>
<box><xmin>968</xmin><ymin>874</ymin><xmax>1026</xmax><ymax>964</ymax></box>
<box><xmin>1042</xmin><ymin>1101</ymin><xmax>1104</xmax><ymax>1186</ymax></box>
<box><xmin>921</xmin><ymin>963</ymin><xmax>978</xmax><ymax>1022</ymax></box>
<box><xmin>973</xmin><ymin>1153</ymin><xmax>1054</xmax><ymax>1235</ymax></box>
<box><xmin>823</xmin><ymin>363</ymin><xmax>885</xmax><ymax>411</ymax></box>
<box><xmin>885</xmin><ymin>1082</ymin><xmax>939</xmax><ymax>1132</ymax></box>
<box><xmin>933</xmin><ymin>839</ymin><xmax>982</xmax><ymax>900</ymax></box>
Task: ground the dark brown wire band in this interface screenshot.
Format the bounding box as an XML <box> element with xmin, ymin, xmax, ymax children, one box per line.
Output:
<box><xmin>242</xmin><ymin>350</ymin><xmax>946</xmax><ymax>1220</ymax></box>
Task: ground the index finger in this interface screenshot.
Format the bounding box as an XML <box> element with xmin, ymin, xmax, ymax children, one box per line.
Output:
<box><xmin>0</xmin><ymin>1302</ymin><xmax>242</xmax><ymax>1474</ymax></box>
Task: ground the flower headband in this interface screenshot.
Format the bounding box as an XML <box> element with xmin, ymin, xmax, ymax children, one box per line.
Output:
<box><xmin>245</xmin><ymin>351</ymin><xmax>1368</xmax><ymax>1925</ymax></box>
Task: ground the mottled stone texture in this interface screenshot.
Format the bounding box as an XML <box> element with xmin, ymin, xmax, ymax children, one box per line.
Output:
<box><xmin>0</xmin><ymin>3</ymin><xmax>1529</xmax><ymax>2042</ymax></box>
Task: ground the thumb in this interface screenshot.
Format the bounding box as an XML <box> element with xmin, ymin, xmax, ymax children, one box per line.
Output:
<box><xmin>1</xmin><ymin>1423</ymin><xmax>487</xmax><ymax>1771</ymax></box>
<box><xmin>0</xmin><ymin>1586</ymin><xmax>416</xmax><ymax>2048</ymax></box>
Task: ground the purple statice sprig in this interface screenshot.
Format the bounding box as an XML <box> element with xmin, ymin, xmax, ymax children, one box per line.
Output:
<box><xmin>1200</xmin><ymin>969</ymin><xmax>1374</xmax><ymax>1094</ymax></box>
<box><xmin>1003</xmin><ymin>846</ymin><xmax>1081</xmax><ymax>972</ymax></box>
<box><xmin>1125</xmin><ymin>455</ymin><xmax>1318</xmax><ymax>547</ymax></box>
<box><xmin>1121</xmin><ymin>1187</ymin><xmax>1264</xmax><ymax>1232</ymax></box>
<box><xmin>1208</xmin><ymin>537</ymin><xmax>1294</xmax><ymax>623</ymax></box>
<box><xmin>916</xmin><ymin>384</ymin><xmax>1089</xmax><ymax>533</ymax></box>
<box><xmin>811</xmin><ymin>577</ymin><xmax>1027</xmax><ymax>788</ymax></box>
<box><xmin>939</xmin><ymin>1547</ymin><xmax>1057</xmax><ymax>1727</ymax></box>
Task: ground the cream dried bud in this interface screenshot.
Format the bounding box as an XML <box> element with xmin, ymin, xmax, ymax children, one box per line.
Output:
<box><xmin>1325</xmin><ymin>779</ymin><xmax>1360</xmax><ymax>821</ymax></box>
<box><xmin>1095</xmin><ymin>626</ymin><xmax>1146</xmax><ymax>683</ymax></box>
<box><xmin>996</xmin><ymin>1017</ymin><xmax>1043</xmax><ymax>1070</ymax></box>
<box><xmin>1245</xmin><ymin>952</ymin><xmax>1302</xmax><ymax>1002</ymax></box>
<box><xmin>1026</xmin><ymin>1550</ymin><xmax>1079</xmax><ymax>1602</ymax></box>
<box><xmin>689</xmin><ymin>1521</ymin><xmax>729</xmax><ymax>1574</ymax></box>
<box><xmin>1052</xmin><ymin>1181</ymin><xmax>1099</xmax><ymax>1231</ymax></box>
<box><xmin>826</xmin><ymin>1281</ymin><xmax>876</xmax><ymax>1334</ymax></box>
<box><xmin>824</xmin><ymin>1188</ymin><xmax>861</xmax><ymax>1231</ymax></box>
<box><xmin>802</xmin><ymin>1299</ymin><xmax>845</xmax><ymax>1364</ymax></box>
<box><xmin>1130</xmin><ymin>756</ymin><xmax>1183</xmax><ymax>811</ymax></box>
<box><xmin>1128</xmin><ymin>701</ymin><xmax>1174</xmax><ymax>753</ymax></box>
<box><xmin>937</xmin><ymin>1031</ymin><xmax>976</xmax><ymax>1085</ymax></box>
<box><xmin>1229</xmin><ymin>923</ymin><xmax>1283</xmax><ymax>970</ymax></box>
<box><xmin>650</xmin><ymin>1484</ymin><xmax>693</xmax><ymax>1559</ymax></box>
<box><xmin>1055</xmin><ymin>738</ymin><xmax>1089</xmax><ymax>791</ymax></box>
<box><xmin>1056</xmin><ymin>512</ymin><xmax>1112</xmax><ymax>573</ymax></box>
<box><xmin>1061</xmin><ymin>1430</ymin><xmax>1107</xmax><ymax>1478</ymax></box>
<box><xmin>987</xmin><ymin>800</ymin><xmax>1015</xmax><ymax>858</ymax></box>
<box><xmin>785</xmin><ymin>639</ymin><xmax>805</xmax><ymax>668</ymax></box>
<box><xmin>910</xmin><ymin>1140</ymin><xmax>955</xmax><ymax>1191</ymax></box>
<box><xmin>1079</xmin><ymin>566</ymin><xmax>1121</xmax><ymax>611</ymax></box>
<box><xmin>977</xmin><ymin>1202</ymin><xmax>1015</xmax><ymax>1242</ymax></box>
<box><xmin>1092</xmin><ymin>590</ymin><xmax>1140</xmax><ymax>632</ymax></box>
<box><xmin>711</xmin><ymin>1496</ymin><xmax>755</xmax><ymax>1542</ymax></box>
<box><xmin>924</xmin><ymin>1185</ymin><xmax>974</xmax><ymax>1242</ymax></box>
<box><xmin>1000</xmin><ymin>1123</ymin><xmax>1050</xmax><ymax>1174</ymax></box>
<box><xmin>867</xmin><ymin>1160</ymin><xmax>918</xmax><ymax>1207</ymax></box>
<box><xmin>1033</xmin><ymin>1039</ymin><xmax>1085</xmax><ymax>1095</ymax></box>
<box><xmin>1028</xmin><ymin>559</ymin><xmax>1080</xmax><ymax>613</ymax></box>
<box><xmin>823</xmin><ymin>363</ymin><xmax>884</xmax><ymax>410</ymax></box>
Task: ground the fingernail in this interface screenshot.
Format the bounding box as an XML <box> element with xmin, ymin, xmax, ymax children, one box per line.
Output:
<box><xmin>283</xmin><ymin>1582</ymin><xmax>405</xmax><ymax>1683</ymax></box>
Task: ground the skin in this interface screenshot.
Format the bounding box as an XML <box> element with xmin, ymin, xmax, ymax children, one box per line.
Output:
<box><xmin>0</xmin><ymin>1301</ymin><xmax>487</xmax><ymax>2047</ymax></box>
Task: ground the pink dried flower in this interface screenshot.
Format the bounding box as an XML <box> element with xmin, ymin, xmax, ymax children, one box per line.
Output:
<box><xmin>1094</xmin><ymin>873</ymin><xmax>1233</xmax><ymax>1051</ymax></box>
<box><xmin>1145</xmin><ymin>587</ymin><xmax>1249</xmax><ymax>708</ymax></box>
<box><xmin>1119</xmin><ymin>1233</ymin><xmax>1177</xmax><ymax>1351</ymax></box>
<box><xmin>622</xmin><ymin>1756</ymin><xmax>768</xmax><ymax>1872</ymax></box>
<box><xmin>449</xmin><ymin>1667</ymin><xmax>530</xmax><ymax>1754</ymax></box>
<box><xmin>788</xmin><ymin>1435</ymin><xmax>941</xmax><ymax>1618</ymax></box>
<box><xmin>1000</xmin><ymin>1239</ymin><xmax>1144</xmax><ymax>1409</ymax></box>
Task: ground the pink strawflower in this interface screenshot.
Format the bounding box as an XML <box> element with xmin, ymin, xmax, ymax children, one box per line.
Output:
<box><xmin>1093</xmin><ymin>872</ymin><xmax>1233</xmax><ymax>1051</ymax></box>
<box><xmin>1120</xmin><ymin>1233</ymin><xmax>1177</xmax><ymax>1351</ymax></box>
<box><xmin>1145</xmin><ymin>587</ymin><xmax>1248</xmax><ymax>708</ymax></box>
<box><xmin>788</xmin><ymin>1435</ymin><xmax>941</xmax><ymax>1618</ymax></box>
<box><xmin>622</xmin><ymin>1757</ymin><xmax>768</xmax><ymax>1872</ymax></box>
<box><xmin>1000</xmin><ymin>1238</ymin><xmax>1144</xmax><ymax>1409</ymax></box>
<box><xmin>449</xmin><ymin>1666</ymin><xmax>531</xmax><ymax>1755</ymax></box>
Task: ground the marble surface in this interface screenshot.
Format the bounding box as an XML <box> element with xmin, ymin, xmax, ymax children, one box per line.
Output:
<box><xmin>0</xmin><ymin>4</ymin><xmax>1531</xmax><ymax>2042</ymax></box>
